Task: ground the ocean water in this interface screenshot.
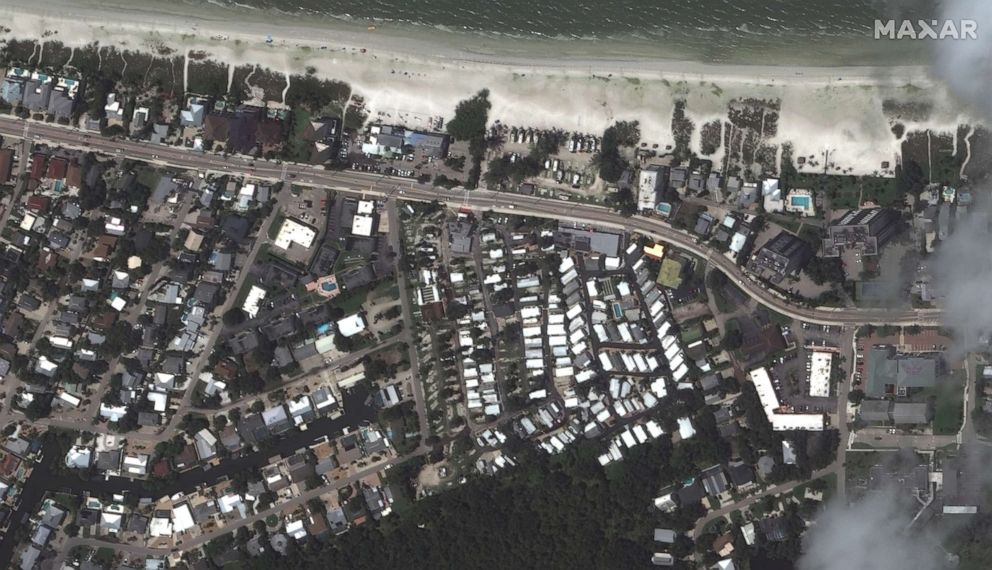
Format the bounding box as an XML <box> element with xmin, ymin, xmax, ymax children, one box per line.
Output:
<box><xmin>196</xmin><ymin>0</ymin><xmax>937</xmax><ymax>64</ymax></box>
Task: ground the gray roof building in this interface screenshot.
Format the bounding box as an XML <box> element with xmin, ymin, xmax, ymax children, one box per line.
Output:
<box><xmin>21</xmin><ymin>79</ymin><xmax>52</xmax><ymax>112</ymax></box>
<box><xmin>858</xmin><ymin>399</ymin><xmax>893</xmax><ymax>423</ymax></box>
<box><xmin>822</xmin><ymin>208</ymin><xmax>900</xmax><ymax>258</ymax></box>
<box><xmin>47</xmin><ymin>89</ymin><xmax>75</xmax><ymax>119</ymax></box>
<box><xmin>865</xmin><ymin>346</ymin><xmax>937</xmax><ymax>398</ymax></box>
<box><xmin>746</xmin><ymin>230</ymin><xmax>813</xmax><ymax>284</ymax></box>
<box><xmin>0</xmin><ymin>78</ymin><xmax>24</xmax><ymax>105</ymax></box>
<box><xmin>892</xmin><ymin>402</ymin><xmax>932</xmax><ymax>425</ymax></box>
<box><xmin>554</xmin><ymin>225</ymin><xmax>624</xmax><ymax>257</ymax></box>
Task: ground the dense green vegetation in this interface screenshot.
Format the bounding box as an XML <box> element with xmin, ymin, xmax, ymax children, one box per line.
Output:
<box><xmin>447</xmin><ymin>90</ymin><xmax>491</xmax><ymax>189</ymax></box>
<box><xmin>804</xmin><ymin>256</ymin><xmax>846</xmax><ymax>285</ymax></box>
<box><xmin>285</xmin><ymin>74</ymin><xmax>350</xmax><ymax>114</ymax></box>
<box><xmin>200</xmin><ymin>429</ymin><xmax>730</xmax><ymax>569</ymax></box>
<box><xmin>484</xmin><ymin>131</ymin><xmax>564</xmax><ymax>188</ymax></box>
<box><xmin>596</xmin><ymin>120</ymin><xmax>639</xmax><ymax>183</ymax></box>
<box><xmin>948</xmin><ymin>513</ymin><xmax>992</xmax><ymax>569</ymax></box>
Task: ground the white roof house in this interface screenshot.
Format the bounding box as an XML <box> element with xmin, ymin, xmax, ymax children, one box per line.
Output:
<box><xmin>65</xmin><ymin>446</ymin><xmax>92</xmax><ymax>469</ymax></box>
<box><xmin>242</xmin><ymin>285</ymin><xmax>267</xmax><ymax>319</ymax></box>
<box><xmin>352</xmin><ymin>214</ymin><xmax>374</xmax><ymax>236</ymax></box>
<box><xmin>149</xmin><ymin>516</ymin><xmax>173</xmax><ymax>537</ymax></box>
<box><xmin>336</xmin><ymin>313</ymin><xmax>367</xmax><ymax>337</ymax></box>
<box><xmin>101</xmin><ymin>512</ymin><xmax>123</xmax><ymax>533</ymax></box>
<box><xmin>217</xmin><ymin>493</ymin><xmax>248</xmax><ymax>518</ymax></box>
<box><xmin>749</xmin><ymin>367</ymin><xmax>825</xmax><ymax>431</ymax></box>
<box><xmin>761</xmin><ymin>178</ymin><xmax>783</xmax><ymax>213</ymax></box>
<box><xmin>147</xmin><ymin>391</ymin><xmax>168</xmax><ymax>412</ymax></box>
<box><xmin>637</xmin><ymin>165</ymin><xmax>664</xmax><ymax>211</ymax></box>
<box><xmin>194</xmin><ymin>429</ymin><xmax>218</xmax><ymax>460</ymax></box>
<box><xmin>807</xmin><ymin>351</ymin><xmax>833</xmax><ymax>398</ymax></box>
<box><xmin>357</xmin><ymin>200</ymin><xmax>375</xmax><ymax>214</ymax></box>
<box><xmin>172</xmin><ymin>504</ymin><xmax>196</xmax><ymax>533</ymax></box>
<box><xmin>99</xmin><ymin>403</ymin><xmax>129</xmax><ymax>422</ymax></box>
<box><xmin>273</xmin><ymin>218</ymin><xmax>317</xmax><ymax>250</ymax></box>
<box><xmin>123</xmin><ymin>454</ymin><xmax>149</xmax><ymax>476</ymax></box>
<box><xmin>286</xmin><ymin>519</ymin><xmax>308</xmax><ymax>540</ymax></box>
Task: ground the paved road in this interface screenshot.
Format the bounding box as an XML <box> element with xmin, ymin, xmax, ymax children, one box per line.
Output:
<box><xmin>0</xmin><ymin>116</ymin><xmax>942</xmax><ymax>329</ymax></box>
<box><xmin>50</xmin><ymin>446</ymin><xmax>425</xmax><ymax>567</ymax></box>
<box><xmin>692</xmin><ymin>464</ymin><xmax>840</xmax><ymax>538</ymax></box>
<box><xmin>169</xmin><ymin>180</ymin><xmax>295</xmax><ymax>423</ymax></box>
<box><xmin>385</xmin><ymin>197</ymin><xmax>430</xmax><ymax>446</ymax></box>
<box><xmin>193</xmin><ymin>337</ymin><xmax>404</xmax><ymax>414</ymax></box>
<box><xmin>0</xmin><ymin>136</ymin><xmax>30</xmax><ymax>232</ymax></box>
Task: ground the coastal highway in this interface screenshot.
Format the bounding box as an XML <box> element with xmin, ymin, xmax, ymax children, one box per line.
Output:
<box><xmin>0</xmin><ymin>117</ymin><xmax>942</xmax><ymax>327</ymax></box>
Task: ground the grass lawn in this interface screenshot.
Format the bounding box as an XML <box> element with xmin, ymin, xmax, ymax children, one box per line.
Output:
<box><xmin>712</xmin><ymin>286</ymin><xmax>738</xmax><ymax>313</ymax></box>
<box><xmin>798</xmin><ymin>224</ymin><xmax>823</xmax><ymax>247</ymax></box>
<box><xmin>933</xmin><ymin>373</ymin><xmax>965</xmax><ymax>435</ymax></box>
<box><xmin>767</xmin><ymin>214</ymin><xmax>801</xmax><ymax>233</ymax></box>
<box><xmin>267</xmin><ymin>211</ymin><xmax>286</xmax><ymax>240</ymax></box>
<box><xmin>845</xmin><ymin>450</ymin><xmax>897</xmax><ymax>488</ymax></box>
<box><xmin>135</xmin><ymin>166</ymin><xmax>163</xmax><ymax>190</ymax></box>
<box><xmin>791</xmin><ymin>472</ymin><xmax>838</xmax><ymax>504</ymax></box>
<box><xmin>860</xmin><ymin>176</ymin><xmax>901</xmax><ymax>207</ymax></box>
<box><xmin>370</xmin><ymin>279</ymin><xmax>400</xmax><ymax>302</ymax></box>
<box><xmin>680</xmin><ymin>321</ymin><xmax>705</xmax><ymax>344</ymax></box>
<box><xmin>763</xmin><ymin>307</ymin><xmax>794</xmax><ymax>327</ymax></box>
<box><xmin>786</xmin><ymin>172</ymin><xmax>861</xmax><ymax>208</ymax></box>
<box><xmin>928</xmin><ymin>132</ymin><xmax>963</xmax><ymax>186</ymax></box>
<box><xmin>785</xmin><ymin>172</ymin><xmax>902</xmax><ymax>209</ymax></box>
<box><xmin>331</xmin><ymin>284</ymin><xmax>371</xmax><ymax>314</ymax></box>
<box><xmin>285</xmin><ymin>108</ymin><xmax>313</xmax><ymax>163</ymax></box>
<box><xmin>232</xmin><ymin>275</ymin><xmax>260</xmax><ymax>308</ymax></box>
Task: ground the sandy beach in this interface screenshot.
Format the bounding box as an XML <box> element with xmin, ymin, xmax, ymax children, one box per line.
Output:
<box><xmin>0</xmin><ymin>0</ymin><xmax>979</xmax><ymax>176</ymax></box>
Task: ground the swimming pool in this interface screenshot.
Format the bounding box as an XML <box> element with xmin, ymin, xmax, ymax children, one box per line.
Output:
<box><xmin>790</xmin><ymin>196</ymin><xmax>811</xmax><ymax>208</ymax></box>
<box><xmin>320</xmin><ymin>282</ymin><xmax>338</xmax><ymax>293</ymax></box>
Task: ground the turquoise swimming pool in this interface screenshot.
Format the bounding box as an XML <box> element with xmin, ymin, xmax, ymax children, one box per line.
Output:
<box><xmin>790</xmin><ymin>195</ymin><xmax>811</xmax><ymax>208</ymax></box>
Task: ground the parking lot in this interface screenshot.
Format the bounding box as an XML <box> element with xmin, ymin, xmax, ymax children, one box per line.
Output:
<box><xmin>770</xmin><ymin>321</ymin><xmax>851</xmax><ymax>413</ymax></box>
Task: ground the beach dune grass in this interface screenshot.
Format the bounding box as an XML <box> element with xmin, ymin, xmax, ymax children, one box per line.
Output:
<box><xmin>38</xmin><ymin>41</ymin><xmax>73</xmax><ymax>71</ymax></box>
<box><xmin>188</xmin><ymin>59</ymin><xmax>229</xmax><ymax>99</ymax></box>
<box><xmin>65</xmin><ymin>43</ymin><xmax>101</xmax><ymax>78</ymax></box>
<box><xmin>248</xmin><ymin>67</ymin><xmax>288</xmax><ymax>102</ymax></box>
<box><xmin>229</xmin><ymin>64</ymin><xmax>254</xmax><ymax>102</ymax></box>
<box><xmin>284</xmin><ymin>108</ymin><xmax>313</xmax><ymax>163</ymax></box>
<box><xmin>1</xmin><ymin>39</ymin><xmax>38</xmax><ymax>65</ymax></box>
<box><xmin>143</xmin><ymin>56</ymin><xmax>185</xmax><ymax>96</ymax></box>
<box><xmin>285</xmin><ymin>73</ymin><xmax>350</xmax><ymax>115</ymax></box>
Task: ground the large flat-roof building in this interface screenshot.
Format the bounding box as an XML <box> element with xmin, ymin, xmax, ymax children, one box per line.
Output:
<box><xmin>554</xmin><ymin>225</ymin><xmax>624</xmax><ymax>257</ymax></box>
<box><xmin>808</xmin><ymin>350</ymin><xmax>833</xmax><ymax>398</ymax></box>
<box><xmin>865</xmin><ymin>346</ymin><xmax>937</xmax><ymax>398</ymax></box>
<box><xmin>637</xmin><ymin>165</ymin><xmax>667</xmax><ymax>211</ymax></box>
<box><xmin>821</xmin><ymin>208</ymin><xmax>900</xmax><ymax>258</ymax></box>
<box><xmin>749</xmin><ymin>367</ymin><xmax>824</xmax><ymax>431</ymax></box>
<box><xmin>273</xmin><ymin>218</ymin><xmax>317</xmax><ymax>251</ymax></box>
<box><xmin>746</xmin><ymin>230</ymin><xmax>813</xmax><ymax>284</ymax></box>
<box><xmin>857</xmin><ymin>400</ymin><xmax>932</xmax><ymax>425</ymax></box>
<box><xmin>361</xmin><ymin>124</ymin><xmax>450</xmax><ymax>159</ymax></box>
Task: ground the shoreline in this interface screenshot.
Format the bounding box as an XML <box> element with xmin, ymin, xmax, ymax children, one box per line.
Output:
<box><xmin>0</xmin><ymin>0</ymin><xmax>976</xmax><ymax>179</ymax></box>
<box><xmin>0</xmin><ymin>0</ymin><xmax>938</xmax><ymax>87</ymax></box>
